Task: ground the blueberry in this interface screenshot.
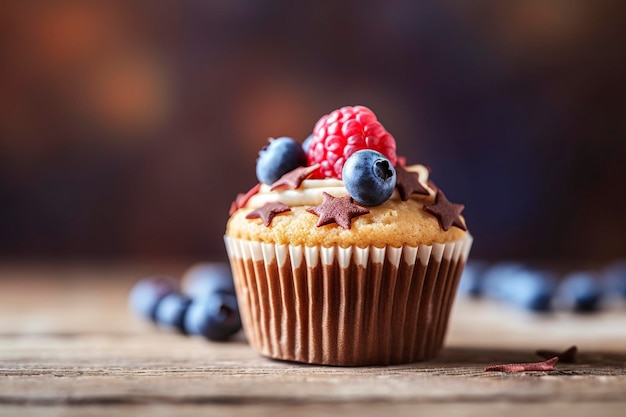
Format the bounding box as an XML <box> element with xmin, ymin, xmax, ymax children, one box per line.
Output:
<box><xmin>555</xmin><ymin>271</ymin><xmax>602</xmax><ymax>313</ymax></box>
<box><xmin>302</xmin><ymin>134</ymin><xmax>314</xmax><ymax>153</ymax></box>
<box><xmin>184</xmin><ymin>293</ymin><xmax>241</xmax><ymax>341</ymax></box>
<box><xmin>342</xmin><ymin>150</ymin><xmax>396</xmax><ymax>206</ymax></box>
<box><xmin>129</xmin><ymin>276</ymin><xmax>179</xmax><ymax>321</ymax></box>
<box><xmin>603</xmin><ymin>261</ymin><xmax>626</xmax><ymax>298</ymax></box>
<box><xmin>181</xmin><ymin>263</ymin><xmax>235</xmax><ymax>298</ymax></box>
<box><xmin>457</xmin><ymin>260</ymin><xmax>489</xmax><ymax>297</ymax></box>
<box><xmin>155</xmin><ymin>292</ymin><xmax>192</xmax><ymax>332</ymax></box>
<box><xmin>256</xmin><ymin>137</ymin><xmax>307</xmax><ymax>185</ymax></box>
<box><xmin>482</xmin><ymin>263</ymin><xmax>556</xmax><ymax>312</ymax></box>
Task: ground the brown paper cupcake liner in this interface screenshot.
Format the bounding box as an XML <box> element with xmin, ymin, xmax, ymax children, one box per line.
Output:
<box><xmin>224</xmin><ymin>234</ymin><xmax>472</xmax><ymax>366</ymax></box>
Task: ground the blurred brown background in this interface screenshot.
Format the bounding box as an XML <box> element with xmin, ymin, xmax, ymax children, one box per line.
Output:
<box><xmin>1</xmin><ymin>1</ymin><xmax>625</xmax><ymax>264</ymax></box>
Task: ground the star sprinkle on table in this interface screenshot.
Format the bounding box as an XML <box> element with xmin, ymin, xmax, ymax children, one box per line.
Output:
<box><xmin>245</xmin><ymin>201</ymin><xmax>291</xmax><ymax>226</ymax></box>
<box><xmin>423</xmin><ymin>190</ymin><xmax>467</xmax><ymax>231</ymax></box>
<box><xmin>395</xmin><ymin>164</ymin><xmax>430</xmax><ymax>201</ymax></box>
<box><xmin>307</xmin><ymin>192</ymin><xmax>370</xmax><ymax>229</ymax></box>
<box><xmin>270</xmin><ymin>164</ymin><xmax>321</xmax><ymax>191</ymax></box>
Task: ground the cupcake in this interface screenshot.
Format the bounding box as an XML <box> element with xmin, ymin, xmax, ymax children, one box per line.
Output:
<box><xmin>225</xmin><ymin>105</ymin><xmax>472</xmax><ymax>366</ymax></box>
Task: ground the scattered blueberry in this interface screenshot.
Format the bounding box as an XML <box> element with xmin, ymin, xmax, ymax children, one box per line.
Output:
<box><xmin>184</xmin><ymin>293</ymin><xmax>242</xmax><ymax>341</ymax></box>
<box><xmin>181</xmin><ymin>263</ymin><xmax>235</xmax><ymax>298</ymax></box>
<box><xmin>256</xmin><ymin>137</ymin><xmax>307</xmax><ymax>185</ymax></box>
<box><xmin>457</xmin><ymin>260</ymin><xmax>626</xmax><ymax>313</ymax></box>
<box><xmin>555</xmin><ymin>271</ymin><xmax>602</xmax><ymax>313</ymax></box>
<box><xmin>482</xmin><ymin>263</ymin><xmax>556</xmax><ymax>312</ymax></box>
<box><xmin>129</xmin><ymin>276</ymin><xmax>179</xmax><ymax>321</ymax></box>
<box><xmin>155</xmin><ymin>292</ymin><xmax>192</xmax><ymax>332</ymax></box>
<box><xmin>302</xmin><ymin>134</ymin><xmax>314</xmax><ymax>153</ymax></box>
<box><xmin>342</xmin><ymin>150</ymin><xmax>396</xmax><ymax>206</ymax></box>
<box><xmin>457</xmin><ymin>260</ymin><xmax>489</xmax><ymax>297</ymax></box>
<box><xmin>603</xmin><ymin>261</ymin><xmax>626</xmax><ymax>298</ymax></box>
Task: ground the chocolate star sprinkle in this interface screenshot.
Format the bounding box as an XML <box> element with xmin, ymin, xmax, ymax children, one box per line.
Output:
<box><xmin>245</xmin><ymin>201</ymin><xmax>291</xmax><ymax>226</ymax></box>
<box><xmin>270</xmin><ymin>164</ymin><xmax>320</xmax><ymax>191</ymax></box>
<box><xmin>395</xmin><ymin>164</ymin><xmax>430</xmax><ymax>201</ymax></box>
<box><xmin>423</xmin><ymin>190</ymin><xmax>467</xmax><ymax>231</ymax></box>
<box><xmin>229</xmin><ymin>183</ymin><xmax>262</xmax><ymax>215</ymax></box>
<box><xmin>307</xmin><ymin>192</ymin><xmax>369</xmax><ymax>229</ymax></box>
<box><xmin>536</xmin><ymin>345</ymin><xmax>578</xmax><ymax>363</ymax></box>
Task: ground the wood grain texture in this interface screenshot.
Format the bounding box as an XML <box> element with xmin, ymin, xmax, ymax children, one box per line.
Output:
<box><xmin>1</xmin><ymin>264</ymin><xmax>626</xmax><ymax>416</ymax></box>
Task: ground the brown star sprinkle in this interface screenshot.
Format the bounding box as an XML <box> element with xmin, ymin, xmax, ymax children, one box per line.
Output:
<box><xmin>270</xmin><ymin>164</ymin><xmax>321</xmax><ymax>191</ymax></box>
<box><xmin>307</xmin><ymin>192</ymin><xmax>369</xmax><ymax>229</ymax></box>
<box><xmin>536</xmin><ymin>345</ymin><xmax>578</xmax><ymax>363</ymax></box>
<box><xmin>245</xmin><ymin>201</ymin><xmax>291</xmax><ymax>226</ymax></box>
<box><xmin>229</xmin><ymin>183</ymin><xmax>262</xmax><ymax>215</ymax></box>
<box><xmin>423</xmin><ymin>190</ymin><xmax>467</xmax><ymax>231</ymax></box>
<box><xmin>395</xmin><ymin>164</ymin><xmax>430</xmax><ymax>200</ymax></box>
<box><xmin>484</xmin><ymin>356</ymin><xmax>559</xmax><ymax>373</ymax></box>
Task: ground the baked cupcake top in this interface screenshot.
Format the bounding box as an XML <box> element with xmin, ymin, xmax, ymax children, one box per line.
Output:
<box><xmin>226</xmin><ymin>105</ymin><xmax>467</xmax><ymax>248</ymax></box>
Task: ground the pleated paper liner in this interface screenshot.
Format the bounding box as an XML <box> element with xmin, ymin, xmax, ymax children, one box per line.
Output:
<box><xmin>224</xmin><ymin>234</ymin><xmax>472</xmax><ymax>366</ymax></box>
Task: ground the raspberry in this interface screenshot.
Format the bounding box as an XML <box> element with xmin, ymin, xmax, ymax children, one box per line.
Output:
<box><xmin>306</xmin><ymin>106</ymin><xmax>397</xmax><ymax>179</ymax></box>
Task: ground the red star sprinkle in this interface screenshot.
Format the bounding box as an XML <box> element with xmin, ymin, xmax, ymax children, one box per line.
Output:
<box><xmin>307</xmin><ymin>192</ymin><xmax>369</xmax><ymax>229</ymax></box>
<box><xmin>229</xmin><ymin>183</ymin><xmax>262</xmax><ymax>215</ymax></box>
<box><xmin>245</xmin><ymin>201</ymin><xmax>291</xmax><ymax>226</ymax></box>
<box><xmin>484</xmin><ymin>357</ymin><xmax>559</xmax><ymax>373</ymax></box>
<box><xmin>395</xmin><ymin>164</ymin><xmax>430</xmax><ymax>201</ymax></box>
<box><xmin>270</xmin><ymin>164</ymin><xmax>321</xmax><ymax>191</ymax></box>
<box><xmin>423</xmin><ymin>190</ymin><xmax>467</xmax><ymax>231</ymax></box>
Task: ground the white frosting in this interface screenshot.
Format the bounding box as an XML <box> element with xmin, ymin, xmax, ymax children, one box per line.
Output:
<box><xmin>245</xmin><ymin>164</ymin><xmax>434</xmax><ymax>209</ymax></box>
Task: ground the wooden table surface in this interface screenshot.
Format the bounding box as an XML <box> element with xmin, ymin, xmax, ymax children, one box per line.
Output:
<box><xmin>1</xmin><ymin>263</ymin><xmax>625</xmax><ymax>416</ymax></box>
